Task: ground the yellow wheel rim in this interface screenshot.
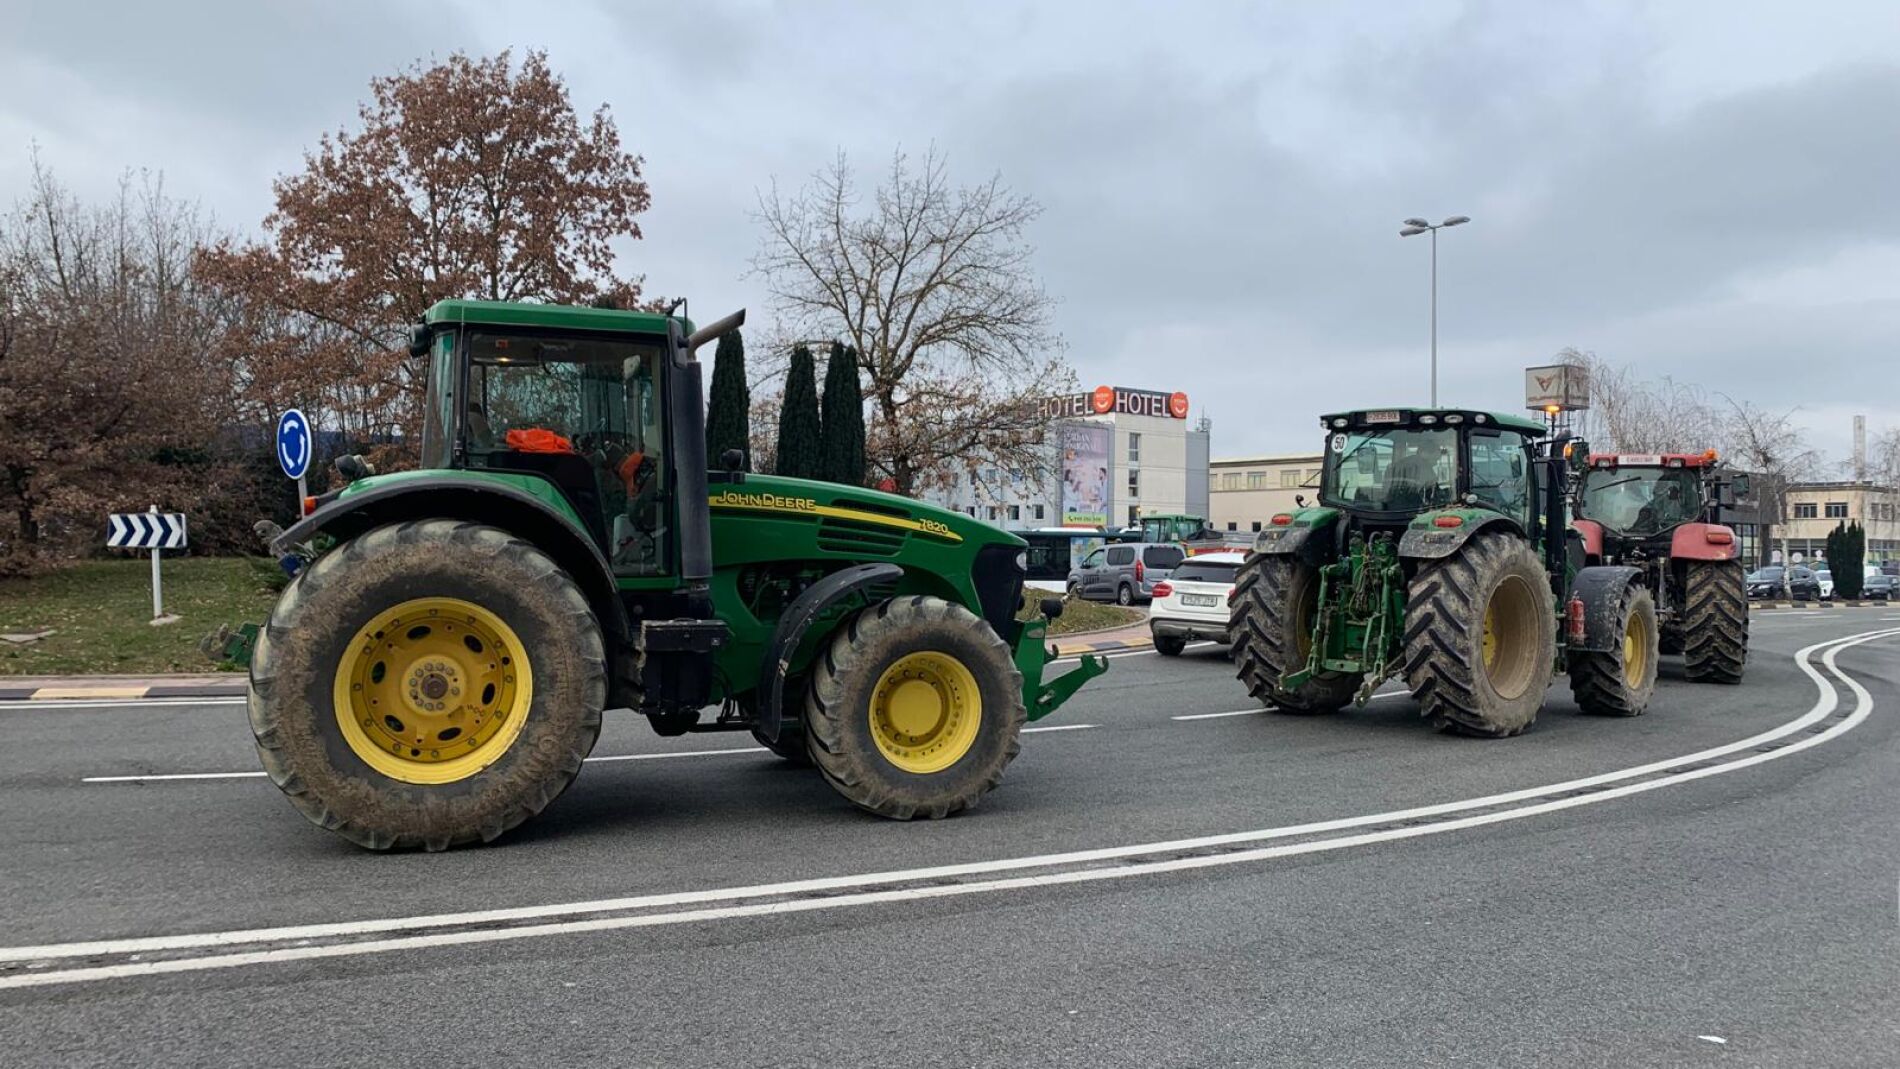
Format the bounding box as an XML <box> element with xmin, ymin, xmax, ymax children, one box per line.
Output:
<box><xmin>868</xmin><ymin>651</ymin><xmax>982</xmax><ymax>774</ymax></box>
<box><xmin>1622</xmin><ymin>605</ymin><xmax>1650</xmax><ymax>689</ymax></box>
<box><xmin>1480</xmin><ymin>575</ymin><xmax>1539</xmax><ymax>701</ymax></box>
<box><xmin>331</xmin><ymin>597</ymin><xmax>533</xmax><ymax>785</ymax></box>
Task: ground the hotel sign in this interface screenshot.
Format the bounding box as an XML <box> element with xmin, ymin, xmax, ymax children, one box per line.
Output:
<box><xmin>1044</xmin><ymin>385</ymin><xmax>1190</xmax><ymax>420</ymax></box>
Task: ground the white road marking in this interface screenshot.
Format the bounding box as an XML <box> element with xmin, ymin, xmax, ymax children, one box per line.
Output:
<box><xmin>83</xmin><ymin>725</ymin><xmax>1098</xmax><ymax>783</ymax></box>
<box><xmin>10</xmin><ymin>627</ymin><xmax>1887</xmax><ymax>988</ymax></box>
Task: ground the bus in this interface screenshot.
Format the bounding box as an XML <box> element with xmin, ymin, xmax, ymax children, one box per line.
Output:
<box><xmin>1013</xmin><ymin>527</ymin><xmax>1114</xmax><ymax>591</ymax></box>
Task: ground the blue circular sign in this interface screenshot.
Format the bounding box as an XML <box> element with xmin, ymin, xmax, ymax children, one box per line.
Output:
<box><xmin>276</xmin><ymin>409</ymin><xmax>312</xmax><ymax>480</ymax></box>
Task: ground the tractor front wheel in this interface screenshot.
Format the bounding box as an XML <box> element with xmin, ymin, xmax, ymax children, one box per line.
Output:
<box><xmin>1230</xmin><ymin>554</ymin><xmax>1361</xmax><ymax>714</ymax></box>
<box><xmin>1402</xmin><ymin>531</ymin><xmax>1556</xmax><ymax>737</ymax></box>
<box><xmin>803</xmin><ymin>596</ymin><xmax>1026</xmax><ymax>819</ymax></box>
<box><xmin>1567</xmin><ymin>585</ymin><xmax>1660</xmax><ymax>716</ymax></box>
<box><xmin>247</xmin><ymin>520</ymin><xmax>607</xmax><ymax>851</ymax></box>
<box><xmin>1682</xmin><ymin>560</ymin><xmax>1748</xmax><ymax>683</ymax></box>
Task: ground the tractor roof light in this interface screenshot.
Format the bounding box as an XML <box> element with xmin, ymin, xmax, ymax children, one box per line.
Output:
<box><xmin>1473</xmin><ymin>413</ymin><xmax>1487</xmax><ymax>423</ymax></box>
<box><xmin>1419</xmin><ymin>414</ymin><xmax>1438</xmax><ymax>425</ymax></box>
<box><xmin>1330</xmin><ymin>417</ymin><xmax>1348</xmax><ymax>429</ymax></box>
<box><xmin>1667</xmin><ymin>458</ymin><xmax>1685</xmax><ymax>467</ymax></box>
<box><xmin>1444</xmin><ymin>414</ymin><xmax>1464</xmax><ymax>424</ymax></box>
<box><xmin>1703</xmin><ymin>448</ymin><xmax>1720</xmax><ymax>462</ymax></box>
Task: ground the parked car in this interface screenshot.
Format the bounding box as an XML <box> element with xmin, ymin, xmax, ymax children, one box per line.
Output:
<box><xmin>1068</xmin><ymin>541</ymin><xmax>1186</xmax><ymax>605</ymax></box>
<box><xmin>1746</xmin><ymin>565</ymin><xmax>1821</xmax><ymax>600</ymax></box>
<box><xmin>1861</xmin><ymin>573</ymin><xmax>1895</xmax><ymax>601</ymax></box>
<box><xmin>1814</xmin><ymin>567</ymin><xmax>1834</xmax><ymax>600</ymax></box>
<box><xmin>1147</xmin><ymin>552</ymin><xmax>1246</xmax><ymax>655</ymax></box>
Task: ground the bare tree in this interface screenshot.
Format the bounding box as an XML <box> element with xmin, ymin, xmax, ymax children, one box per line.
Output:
<box><xmin>1720</xmin><ymin>396</ymin><xmax>1822</xmax><ymax>590</ymax></box>
<box><xmin>1868</xmin><ymin>426</ymin><xmax>1900</xmax><ymax>488</ymax></box>
<box><xmin>1558</xmin><ymin>347</ymin><xmax>1722</xmax><ymax>453</ymax></box>
<box><xmin>751</xmin><ymin>147</ymin><xmax>1070</xmax><ymax>496</ymax></box>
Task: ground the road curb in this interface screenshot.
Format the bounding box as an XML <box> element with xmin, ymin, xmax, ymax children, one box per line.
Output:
<box><xmin>1755</xmin><ymin>600</ymin><xmax>1894</xmax><ymax>609</ymax></box>
<box><xmin>1052</xmin><ymin>635</ymin><xmax>1155</xmax><ymax>657</ymax></box>
<box><xmin>0</xmin><ymin>680</ymin><xmax>246</xmax><ymax>702</ymax></box>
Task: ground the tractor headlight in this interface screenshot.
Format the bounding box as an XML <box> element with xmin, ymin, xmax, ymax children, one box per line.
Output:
<box><xmin>1015</xmin><ymin>551</ymin><xmax>1027</xmax><ymax>572</ymax></box>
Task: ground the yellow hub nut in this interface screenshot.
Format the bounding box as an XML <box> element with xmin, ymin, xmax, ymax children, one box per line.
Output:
<box><xmin>331</xmin><ymin>597</ymin><xmax>533</xmax><ymax>784</ymax></box>
<box><xmin>868</xmin><ymin>651</ymin><xmax>982</xmax><ymax>774</ymax></box>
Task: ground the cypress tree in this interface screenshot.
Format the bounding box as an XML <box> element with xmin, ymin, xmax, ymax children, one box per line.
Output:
<box><xmin>1839</xmin><ymin>519</ymin><xmax>1866</xmax><ymax>599</ymax></box>
<box><xmin>775</xmin><ymin>344</ymin><xmax>822</xmax><ymax>479</ymax></box>
<box><xmin>705</xmin><ymin>329</ymin><xmax>751</xmax><ymax>469</ymax></box>
<box><xmin>819</xmin><ymin>341</ymin><xmax>866</xmax><ymax>486</ymax></box>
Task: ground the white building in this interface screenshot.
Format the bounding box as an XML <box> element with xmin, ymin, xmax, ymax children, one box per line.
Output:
<box><xmin>924</xmin><ymin>385</ymin><xmax>1211</xmax><ymax>530</ymax></box>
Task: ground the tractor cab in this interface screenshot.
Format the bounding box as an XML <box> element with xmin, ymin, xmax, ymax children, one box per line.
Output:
<box><xmin>416</xmin><ymin>302</ymin><xmax>680</xmax><ymax>578</ymax></box>
<box><xmin>1315</xmin><ymin>408</ymin><xmax>1547</xmax><ymax>537</ymax></box>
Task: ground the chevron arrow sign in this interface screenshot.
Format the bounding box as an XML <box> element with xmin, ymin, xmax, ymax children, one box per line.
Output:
<box><xmin>106</xmin><ymin>512</ymin><xmax>188</xmax><ymax>550</ymax></box>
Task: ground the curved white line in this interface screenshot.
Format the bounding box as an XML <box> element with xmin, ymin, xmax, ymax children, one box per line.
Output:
<box><xmin>1</xmin><ymin>627</ymin><xmax>1891</xmax><ymax>987</ymax></box>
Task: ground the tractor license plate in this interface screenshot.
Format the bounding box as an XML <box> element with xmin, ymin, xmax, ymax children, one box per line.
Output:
<box><xmin>1182</xmin><ymin>593</ymin><xmax>1220</xmax><ymax>607</ymax></box>
<box><xmin>1365</xmin><ymin>409</ymin><xmax>1402</xmax><ymax>424</ymax></box>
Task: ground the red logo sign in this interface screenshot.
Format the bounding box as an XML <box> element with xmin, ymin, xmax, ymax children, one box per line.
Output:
<box><xmin>1169</xmin><ymin>391</ymin><xmax>1189</xmax><ymax>419</ymax></box>
<box><xmin>1091</xmin><ymin>385</ymin><xmax>1115</xmax><ymax>414</ymax></box>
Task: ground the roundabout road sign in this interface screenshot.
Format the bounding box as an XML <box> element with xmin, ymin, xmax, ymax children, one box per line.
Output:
<box><xmin>276</xmin><ymin>409</ymin><xmax>311</xmax><ymax>481</ymax></box>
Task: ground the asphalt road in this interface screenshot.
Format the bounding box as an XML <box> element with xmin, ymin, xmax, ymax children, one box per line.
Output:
<box><xmin>2</xmin><ymin>607</ymin><xmax>1897</xmax><ymax>1067</ymax></box>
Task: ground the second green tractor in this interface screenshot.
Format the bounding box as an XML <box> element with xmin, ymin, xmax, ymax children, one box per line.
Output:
<box><xmin>1230</xmin><ymin>407</ymin><xmax>1659</xmax><ymax>737</ymax></box>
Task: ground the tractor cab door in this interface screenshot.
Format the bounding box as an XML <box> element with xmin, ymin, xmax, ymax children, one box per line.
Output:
<box><xmin>462</xmin><ymin>329</ymin><xmax>674</xmax><ymax>577</ymax></box>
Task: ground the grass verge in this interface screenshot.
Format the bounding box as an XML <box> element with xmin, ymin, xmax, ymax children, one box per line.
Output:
<box><xmin>1017</xmin><ymin>593</ymin><xmax>1146</xmax><ymax>635</ymax></box>
<box><xmin>0</xmin><ymin>558</ymin><xmax>281</xmax><ymax>675</ymax></box>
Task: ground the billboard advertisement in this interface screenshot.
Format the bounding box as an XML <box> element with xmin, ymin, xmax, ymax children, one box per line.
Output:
<box><xmin>1059</xmin><ymin>421</ymin><xmax>1111</xmax><ymax>527</ymax></box>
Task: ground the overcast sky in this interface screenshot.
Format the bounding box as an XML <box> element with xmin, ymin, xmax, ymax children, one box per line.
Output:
<box><xmin>4</xmin><ymin>1</ymin><xmax>1896</xmax><ymax>465</ymax></box>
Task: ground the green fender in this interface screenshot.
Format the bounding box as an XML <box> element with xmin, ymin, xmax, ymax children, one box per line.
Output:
<box><xmin>1397</xmin><ymin>509</ymin><xmax>1527</xmax><ymax>560</ymax></box>
<box><xmin>1249</xmin><ymin>506</ymin><xmax>1340</xmax><ymax>565</ymax></box>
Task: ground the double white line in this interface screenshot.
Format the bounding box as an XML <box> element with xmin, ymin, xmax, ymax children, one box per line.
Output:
<box><xmin>3</xmin><ymin>628</ymin><xmax>1890</xmax><ymax>990</ymax></box>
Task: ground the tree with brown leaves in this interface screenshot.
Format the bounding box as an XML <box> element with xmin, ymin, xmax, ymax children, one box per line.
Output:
<box><xmin>197</xmin><ymin>49</ymin><xmax>651</xmax><ymax>455</ymax></box>
<box><xmin>751</xmin><ymin>148</ymin><xmax>1069</xmax><ymax>497</ymax></box>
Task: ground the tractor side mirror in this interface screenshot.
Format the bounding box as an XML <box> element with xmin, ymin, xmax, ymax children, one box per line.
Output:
<box><xmin>720</xmin><ymin>448</ymin><xmax>746</xmax><ymax>474</ymax></box>
<box><xmin>407</xmin><ymin>323</ymin><xmax>432</xmax><ymax>358</ymax></box>
<box><xmin>1731</xmin><ymin>473</ymin><xmax>1751</xmax><ymax>499</ymax></box>
<box><xmin>1565</xmin><ymin>439</ymin><xmax>1590</xmax><ymax>474</ymax></box>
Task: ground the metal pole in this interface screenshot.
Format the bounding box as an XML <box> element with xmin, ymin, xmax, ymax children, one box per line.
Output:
<box><xmin>148</xmin><ymin>504</ymin><xmax>163</xmax><ymax>620</ymax></box>
<box><xmin>1430</xmin><ymin>226</ymin><xmax>1439</xmax><ymax>408</ymax></box>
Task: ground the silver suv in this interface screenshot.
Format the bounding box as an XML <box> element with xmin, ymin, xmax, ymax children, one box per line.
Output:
<box><xmin>1068</xmin><ymin>542</ymin><xmax>1186</xmax><ymax>605</ymax></box>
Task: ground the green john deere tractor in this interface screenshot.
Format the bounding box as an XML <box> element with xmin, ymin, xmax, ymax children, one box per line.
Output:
<box><xmin>1229</xmin><ymin>407</ymin><xmax>1659</xmax><ymax>737</ymax></box>
<box><xmin>248</xmin><ymin>299</ymin><xmax>1106</xmax><ymax>850</ymax></box>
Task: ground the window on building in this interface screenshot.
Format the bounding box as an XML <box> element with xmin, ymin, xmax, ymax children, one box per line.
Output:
<box><xmin>1008</xmin><ymin>505</ymin><xmax>1020</xmax><ymax>522</ymax></box>
<box><xmin>1128</xmin><ymin>469</ymin><xmax>1140</xmax><ymax>498</ymax></box>
<box><xmin>1034</xmin><ymin>504</ymin><xmax>1046</xmax><ymax>521</ymax></box>
<box><xmin>1306</xmin><ymin>468</ymin><xmax>1323</xmax><ymax>483</ymax></box>
<box><xmin>1127</xmin><ymin>505</ymin><xmax>1140</xmax><ymax>526</ymax></box>
<box><xmin>1825</xmin><ymin>502</ymin><xmax>1849</xmax><ymax>518</ymax></box>
<box><xmin>986</xmin><ymin>506</ymin><xmax>998</xmax><ymax>520</ymax></box>
<box><xmin>1279</xmin><ymin>469</ymin><xmax>1300</xmax><ymax>488</ymax></box>
<box><xmin>1227</xmin><ymin>522</ymin><xmax>1237</xmax><ymax>531</ymax></box>
<box><xmin>1248</xmin><ymin>472</ymin><xmax>1267</xmax><ymax>490</ymax></box>
<box><xmin>1128</xmin><ymin>432</ymin><xmax>1141</xmax><ymax>463</ymax></box>
<box><xmin>1794</xmin><ymin>503</ymin><xmax>1817</xmax><ymax>519</ymax></box>
<box><xmin>1251</xmin><ymin>521</ymin><xmax>1262</xmax><ymax>532</ymax></box>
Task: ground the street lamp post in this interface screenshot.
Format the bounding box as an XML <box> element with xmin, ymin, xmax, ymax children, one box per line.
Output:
<box><xmin>1399</xmin><ymin>215</ymin><xmax>1470</xmax><ymax>407</ymax></box>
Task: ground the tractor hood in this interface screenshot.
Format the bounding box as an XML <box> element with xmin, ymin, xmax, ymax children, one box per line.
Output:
<box><xmin>708</xmin><ymin>474</ymin><xmax>1018</xmax><ymax>551</ymax></box>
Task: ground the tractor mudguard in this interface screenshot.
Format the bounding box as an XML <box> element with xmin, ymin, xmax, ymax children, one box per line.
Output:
<box><xmin>1669</xmin><ymin>522</ymin><xmax>1739</xmax><ymax>562</ymax></box>
<box><xmin>756</xmin><ymin>562</ymin><xmax>903</xmax><ymax>744</ymax></box>
<box><xmin>1567</xmin><ymin>565</ymin><xmax>1646</xmax><ymax>652</ymax></box>
<box><xmin>270</xmin><ymin>474</ymin><xmax>631</xmax><ymax>668</ymax></box>
<box><xmin>1571</xmin><ymin>518</ymin><xmax>1605</xmax><ymax>563</ymax></box>
<box><xmin>1251</xmin><ymin>507</ymin><xmax>1339</xmax><ymax>564</ymax></box>
<box><xmin>1397</xmin><ymin>512</ymin><xmax>1524</xmax><ymax>560</ymax></box>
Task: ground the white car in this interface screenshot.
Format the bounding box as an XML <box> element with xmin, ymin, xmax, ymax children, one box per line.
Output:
<box><xmin>1815</xmin><ymin>568</ymin><xmax>1834</xmax><ymax>600</ymax></box>
<box><xmin>1147</xmin><ymin>551</ymin><xmax>1246</xmax><ymax>656</ymax></box>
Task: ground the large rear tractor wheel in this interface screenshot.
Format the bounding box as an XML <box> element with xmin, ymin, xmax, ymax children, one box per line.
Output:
<box><xmin>1230</xmin><ymin>554</ymin><xmax>1361</xmax><ymax>714</ymax></box>
<box><xmin>804</xmin><ymin>596</ymin><xmax>1026</xmax><ymax>819</ymax></box>
<box><xmin>1402</xmin><ymin>531</ymin><xmax>1556</xmax><ymax>737</ymax></box>
<box><xmin>1566</xmin><ymin>585</ymin><xmax>1659</xmax><ymax>716</ymax></box>
<box><xmin>248</xmin><ymin>520</ymin><xmax>607</xmax><ymax>851</ymax></box>
<box><xmin>1682</xmin><ymin>560</ymin><xmax>1748</xmax><ymax>683</ymax></box>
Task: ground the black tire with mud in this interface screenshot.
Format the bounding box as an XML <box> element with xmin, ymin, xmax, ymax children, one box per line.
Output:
<box><xmin>1566</xmin><ymin>584</ymin><xmax>1659</xmax><ymax>716</ymax></box>
<box><xmin>752</xmin><ymin>722</ymin><xmax>813</xmax><ymax>765</ymax></box>
<box><xmin>1154</xmin><ymin>634</ymin><xmax>1188</xmax><ymax>657</ymax></box>
<box><xmin>1402</xmin><ymin>531</ymin><xmax>1556</xmax><ymax>737</ymax></box>
<box><xmin>804</xmin><ymin>596</ymin><xmax>1026</xmax><ymax>819</ymax></box>
<box><xmin>248</xmin><ymin>520</ymin><xmax>607</xmax><ymax>851</ymax></box>
<box><xmin>1682</xmin><ymin>560</ymin><xmax>1748</xmax><ymax>683</ymax></box>
<box><xmin>1230</xmin><ymin>554</ymin><xmax>1361</xmax><ymax>713</ymax></box>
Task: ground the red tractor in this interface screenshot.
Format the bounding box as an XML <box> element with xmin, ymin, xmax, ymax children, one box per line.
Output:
<box><xmin>1571</xmin><ymin>450</ymin><xmax>1749</xmax><ymax>684</ymax></box>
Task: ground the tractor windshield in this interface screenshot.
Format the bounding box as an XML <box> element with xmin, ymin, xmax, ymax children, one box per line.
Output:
<box><xmin>1579</xmin><ymin>467</ymin><xmax>1703</xmax><ymax>536</ymax></box>
<box><xmin>1320</xmin><ymin>428</ymin><xmax>1458</xmax><ymax>512</ymax></box>
<box><xmin>1140</xmin><ymin>516</ymin><xmax>1206</xmax><ymax>542</ymax></box>
<box><xmin>447</xmin><ymin>329</ymin><xmax>673</xmax><ymax>575</ymax></box>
